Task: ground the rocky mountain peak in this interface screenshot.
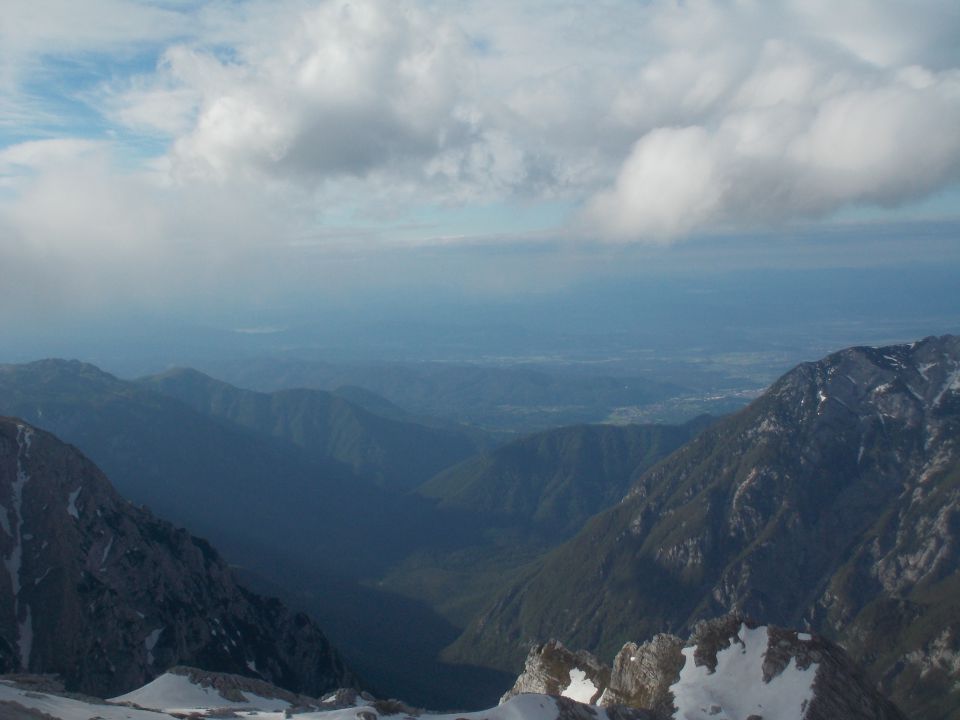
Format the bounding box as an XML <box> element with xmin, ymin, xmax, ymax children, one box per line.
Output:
<box><xmin>767</xmin><ymin>334</ymin><xmax>959</xmax><ymax>438</ymax></box>
<box><xmin>0</xmin><ymin>416</ymin><xmax>354</xmax><ymax>698</ymax></box>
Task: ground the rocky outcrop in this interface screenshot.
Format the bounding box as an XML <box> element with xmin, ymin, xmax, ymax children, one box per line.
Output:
<box><xmin>676</xmin><ymin>617</ymin><xmax>906</xmax><ymax>720</ymax></box>
<box><xmin>598</xmin><ymin>634</ymin><xmax>684</xmax><ymax>715</ymax></box>
<box><xmin>502</xmin><ymin>640</ymin><xmax>609</xmax><ymax>704</ymax></box>
<box><xmin>504</xmin><ymin>616</ymin><xmax>905</xmax><ymax>720</ymax></box>
<box><xmin>0</xmin><ymin>417</ymin><xmax>355</xmax><ymax>698</ymax></box>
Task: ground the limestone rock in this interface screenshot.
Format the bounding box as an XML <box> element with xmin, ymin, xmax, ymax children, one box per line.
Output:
<box><xmin>502</xmin><ymin>640</ymin><xmax>609</xmax><ymax>704</ymax></box>
<box><xmin>506</xmin><ymin>616</ymin><xmax>907</xmax><ymax>720</ymax></box>
<box><xmin>598</xmin><ymin>634</ymin><xmax>684</xmax><ymax>716</ymax></box>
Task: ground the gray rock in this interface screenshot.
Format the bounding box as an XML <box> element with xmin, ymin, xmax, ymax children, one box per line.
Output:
<box><xmin>508</xmin><ymin>616</ymin><xmax>906</xmax><ymax>720</ymax></box>
<box><xmin>0</xmin><ymin>418</ymin><xmax>355</xmax><ymax>698</ymax></box>
<box><xmin>599</xmin><ymin>634</ymin><xmax>684</xmax><ymax>716</ymax></box>
<box><xmin>502</xmin><ymin>640</ymin><xmax>609</xmax><ymax>704</ymax></box>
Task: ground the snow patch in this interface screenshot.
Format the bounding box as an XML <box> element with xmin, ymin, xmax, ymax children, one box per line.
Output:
<box><xmin>903</xmin><ymin>383</ymin><xmax>924</xmax><ymax>403</ymax></box>
<box><xmin>670</xmin><ymin>624</ymin><xmax>817</xmax><ymax>720</ymax></box>
<box><xmin>4</xmin><ymin>425</ymin><xmax>34</xmax><ymax>669</ymax></box>
<box><xmin>562</xmin><ymin>668</ymin><xmax>598</xmax><ymax>704</ymax></box>
<box><xmin>732</xmin><ymin>468</ymin><xmax>760</xmax><ymax>509</ymax></box>
<box><xmin>0</xmin><ymin>680</ymin><xmax>164</xmax><ymax>720</ymax></box>
<box><xmin>495</xmin><ymin>695</ymin><xmax>586</xmax><ymax>720</ymax></box>
<box><xmin>110</xmin><ymin>671</ymin><xmax>292</xmax><ymax>713</ymax></box>
<box><xmin>0</xmin><ymin>685</ymin><xmax>624</xmax><ymax>720</ymax></box>
<box><xmin>933</xmin><ymin>366</ymin><xmax>960</xmax><ymax>407</ymax></box>
<box><xmin>100</xmin><ymin>536</ymin><xmax>114</xmax><ymax>567</ymax></box>
<box><xmin>145</xmin><ymin>627</ymin><xmax>163</xmax><ymax>665</ymax></box>
<box><xmin>797</xmin><ymin>633</ymin><xmax>812</xmax><ymax>641</ymax></box>
<box><xmin>883</xmin><ymin>354</ymin><xmax>906</xmax><ymax>369</ymax></box>
<box><xmin>18</xmin><ymin>604</ymin><xmax>32</xmax><ymax>668</ymax></box>
<box><xmin>4</xmin><ymin>430</ymin><xmax>29</xmax><ymax>595</ymax></box>
<box><xmin>67</xmin><ymin>487</ymin><xmax>82</xmax><ymax>520</ymax></box>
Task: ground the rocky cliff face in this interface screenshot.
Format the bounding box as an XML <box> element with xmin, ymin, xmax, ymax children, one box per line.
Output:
<box><xmin>502</xmin><ymin>640</ymin><xmax>610</xmax><ymax>704</ymax></box>
<box><xmin>453</xmin><ymin>335</ymin><xmax>960</xmax><ymax>719</ymax></box>
<box><xmin>0</xmin><ymin>417</ymin><xmax>354</xmax><ymax>698</ymax></box>
<box><xmin>599</xmin><ymin>634</ymin><xmax>684</xmax><ymax>716</ymax></box>
<box><xmin>504</xmin><ymin>616</ymin><xmax>905</xmax><ymax>720</ymax></box>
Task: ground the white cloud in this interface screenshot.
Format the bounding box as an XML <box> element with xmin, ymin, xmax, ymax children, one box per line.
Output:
<box><xmin>583</xmin><ymin>60</ymin><xmax>960</xmax><ymax>241</ymax></box>
<box><xmin>0</xmin><ymin>0</ymin><xmax>191</xmax><ymax>91</ymax></box>
<box><xmin>0</xmin><ymin>138</ymin><xmax>105</xmax><ymax>172</ymax></box>
<box><xmin>1</xmin><ymin>0</ymin><xmax>959</xmax><ymax>315</ymax></box>
<box><xmin>577</xmin><ymin>2</ymin><xmax>960</xmax><ymax>241</ymax></box>
<box><xmin>163</xmin><ymin>0</ymin><xmax>476</xmax><ymax>186</ymax></box>
<box><xmin>582</xmin><ymin>127</ymin><xmax>724</xmax><ymax>242</ymax></box>
<box><xmin>60</xmin><ymin>0</ymin><xmax>957</xmax><ymax>236</ymax></box>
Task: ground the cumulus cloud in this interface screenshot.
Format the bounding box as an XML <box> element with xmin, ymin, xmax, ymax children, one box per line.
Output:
<box><xmin>1</xmin><ymin>0</ymin><xmax>959</xmax><ymax>316</ymax></box>
<box><xmin>583</xmin><ymin>64</ymin><xmax>960</xmax><ymax>240</ymax></box>
<box><xmin>578</xmin><ymin>2</ymin><xmax>960</xmax><ymax>241</ymax></box>
<box><xmin>159</xmin><ymin>0</ymin><xmax>477</xmax><ymax>186</ymax></box>
<box><xmin>150</xmin><ymin>0</ymin><xmax>960</xmax><ymax>241</ymax></box>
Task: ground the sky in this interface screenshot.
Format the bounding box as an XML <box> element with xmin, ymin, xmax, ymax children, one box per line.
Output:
<box><xmin>0</xmin><ymin>0</ymin><xmax>959</xmax><ymax>348</ymax></box>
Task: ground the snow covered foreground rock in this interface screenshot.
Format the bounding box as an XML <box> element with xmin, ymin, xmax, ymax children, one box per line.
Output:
<box><xmin>0</xmin><ymin>618</ymin><xmax>906</xmax><ymax>720</ymax></box>
<box><xmin>0</xmin><ymin>667</ymin><xmax>650</xmax><ymax>720</ymax></box>
<box><xmin>0</xmin><ymin>624</ymin><xmax>905</xmax><ymax>720</ymax></box>
<box><xmin>503</xmin><ymin>616</ymin><xmax>906</xmax><ymax>719</ymax></box>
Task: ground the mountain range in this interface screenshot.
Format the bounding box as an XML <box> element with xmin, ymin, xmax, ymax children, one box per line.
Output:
<box><xmin>204</xmin><ymin>357</ymin><xmax>690</xmax><ymax>431</ymax></box>
<box><xmin>447</xmin><ymin>334</ymin><xmax>960</xmax><ymax>720</ymax></box>
<box><xmin>0</xmin><ymin>359</ymin><xmax>702</xmax><ymax>707</ymax></box>
<box><xmin>1</xmin><ymin>335</ymin><xmax>958</xmax><ymax>718</ymax></box>
<box><xmin>0</xmin><ymin>359</ymin><xmax>502</xmax><ymax>706</ymax></box>
<box><xmin>141</xmin><ymin>367</ymin><xmax>494</xmax><ymax>491</ymax></box>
